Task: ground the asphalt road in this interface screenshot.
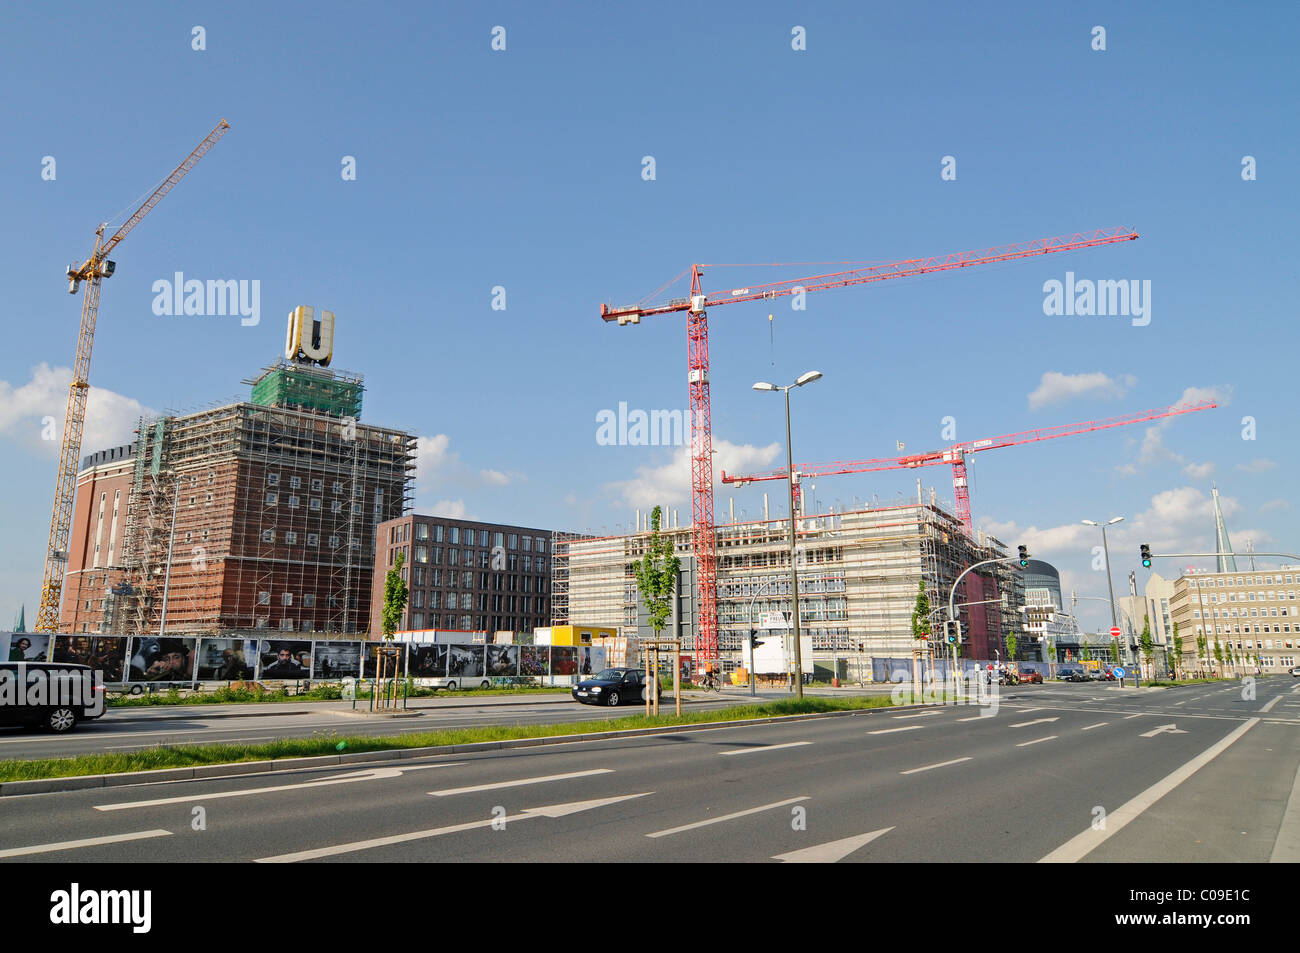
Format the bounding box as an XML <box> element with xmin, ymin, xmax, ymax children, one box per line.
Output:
<box><xmin>2</xmin><ymin>676</ymin><xmax>1297</xmax><ymax>863</ymax></box>
<box><xmin>0</xmin><ymin>686</ymin><xmax>830</xmax><ymax>760</ymax></box>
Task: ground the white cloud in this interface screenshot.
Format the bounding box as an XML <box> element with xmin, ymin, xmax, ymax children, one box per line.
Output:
<box><xmin>1235</xmin><ymin>458</ymin><xmax>1277</xmax><ymax>474</ymax></box>
<box><xmin>1259</xmin><ymin>499</ymin><xmax>1290</xmax><ymax>513</ymax></box>
<box><xmin>0</xmin><ymin>363</ymin><xmax>151</xmax><ymax>456</ymax></box>
<box><xmin>479</xmin><ymin>469</ymin><xmax>510</xmax><ymax>486</ymax></box>
<box><xmin>1027</xmin><ymin>371</ymin><xmax>1135</xmax><ymax>410</ymax></box>
<box><xmin>605</xmin><ymin>438</ymin><xmax>781</xmax><ymax>509</ymax></box>
<box><xmin>1183</xmin><ymin>461</ymin><xmax>1215</xmax><ymax>479</ymax></box>
<box><xmin>413</xmin><ymin>433</ymin><xmax>516</xmax><ymax>509</ymax></box>
<box><xmin>1117</xmin><ymin>384</ymin><xmax>1230</xmax><ymax>476</ymax></box>
<box><xmin>428</xmin><ymin>499</ymin><xmax>468</xmax><ymax>518</ymax></box>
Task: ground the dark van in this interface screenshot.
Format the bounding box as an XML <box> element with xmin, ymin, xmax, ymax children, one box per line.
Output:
<box><xmin>0</xmin><ymin>662</ymin><xmax>106</xmax><ymax>733</ymax></box>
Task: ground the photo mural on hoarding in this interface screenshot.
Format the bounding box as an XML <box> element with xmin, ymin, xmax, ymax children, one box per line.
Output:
<box><xmin>552</xmin><ymin>647</ymin><xmax>577</xmax><ymax>676</ymax></box>
<box><xmin>578</xmin><ymin>646</ymin><xmax>607</xmax><ymax>677</ymax></box>
<box><xmin>410</xmin><ymin>643</ymin><xmax>448</xmax><ymax>678</ymax></box>
<box><xmin>259</xmin><ymin>640</ymin><xmax>313</xmax><ymax>679</ymax></box>
<box><xmin>128</xmin><ymin>637</ymin><xmax>198</xmax><ymax>682</ymax></box>
<box><xmin>363</xmin><ymin>642</ymin><xmax>407</xmax><ymax>678</ymax></box>
<box><xmin>5</xmin><ymin>633</ymin><xmax>50</xmax><ymax>662</ymax></box>
<box><xmin>520</xmin><ymin>645</ymin><xmax>549</xmax><ymax>676</ymax></box>
<box><xmin>313</xmin><ymin>641</ymin><xmax>362</xmax><ymax>680</ymax></box>
<box><xmin>52</xmin><ymin>635</ymin><xmax>128</xmax><ymax>682</ymax></box>
<box><xmin>196</xmin><ymin>638</ymin><xmax>258</xmax><ymax>680</ymax></box>
<box><xmin>447</xmin><ymin>644</ymin><xmax>484</xmax><ymax>678</ymax></box>
<box><xmin>487</xmin><ymin>644</ymin><xmax>519</xmax><ymax>677</ymax></box>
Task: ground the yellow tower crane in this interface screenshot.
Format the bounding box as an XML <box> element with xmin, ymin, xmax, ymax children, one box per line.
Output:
<box><xmin>35</xmin><ymin>119</ymin><xmax>230</xmax><ymax>633</ymax></box>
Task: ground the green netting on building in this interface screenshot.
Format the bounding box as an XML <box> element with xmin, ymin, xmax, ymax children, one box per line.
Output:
<box><xmin>250</xmin><ymin>365</ymin><xmax>363</xmax><ymax>419</ymax></box>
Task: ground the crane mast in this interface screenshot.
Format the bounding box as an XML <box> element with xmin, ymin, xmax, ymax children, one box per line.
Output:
<box><xmin>35</xmin><ymin>119</ymin><xmax>230</xmax><ymax>633</ymax></box>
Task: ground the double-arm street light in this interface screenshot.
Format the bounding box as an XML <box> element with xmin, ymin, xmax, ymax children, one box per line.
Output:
<box><xmin>1082</xmin><ymin>516</ymin><xmax>1124</xmax><ymax>674</ymax></box>
<box><xmin>753</xmin><ymin>370</ymin><xmax>822</xmax><ymax>699</ymax></box>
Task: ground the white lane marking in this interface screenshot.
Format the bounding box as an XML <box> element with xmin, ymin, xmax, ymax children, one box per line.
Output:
<box><xmin>956</xmin><ymin>715</ymin><xmax>993</xmax><ymax>722</ymax></box>
<box><xmin>1010</xmin><ymin>717</ymin><xmax>1059</xmax><ymax>728</ymax></box>
<box><xmin>646</xmin><ymin>796</ymin><xmax>809</xmax><ymax>839</ymax></box>
<box><xmin>772</xmin><ymin>827</ymin><xmax>894</xmax><ymax>862</ymax></box>
<box><xmin>720</xmin><ymin>742</ymin><xmax>813</xmax><ymax>757</ymax></box>
<box><xmin>96</xmin><ymin>763</ymin><xmax>465</xmax><ymax>811</ymax></box>
<box><xmin>1274</xmin><ymin>759</ymin><xmax>1300</xmax><ymax>863</ymax></box>
<box><xmin>428</xmin><ymin>768</ymin><xmax>611</xmax><ymax>797</ymax></box>
<box><xmin>891</xmin><ymin>711</ymin><xmax>942</xmax><ymax>720</ymax></box>
<box><xmin>0</xmin><ymin>829</ymin><xmax>172</xmax><ymax>858</ymax></box>
<box><xmin>1124</xmin><ymin>714</ymin><xmax>1143</xmax><ymax>720</ymax></box>
<box><xmin>867</xmin><ymin>725</ymin><xmax>924</xmax><ymax>735</ymax></box>
<box><xmin>1041</xmin><ymin>718</ymin><xmax>1259</xmax><ymax>863</ymax></box>
<box><xmin>1081</xmin><ymin>723</ymin><xmax>1109</xmax><ymax>731</ymax></box>
<box><xmin>1140</xmin><ymin>724</ymin><xmax>1188</xmax><ymax>738</ymax></box>
<box><xmin>257</xmin><ymin>792</ymin><xmax>653</xmax><ymax>862</ymax></box>
<box><xmin>1172</xmin><ymin>701</ymin><xmax>1187</xmax><ymax>707</ymax></box>
<box><xmin>1017</xmin><ymin>707</ymin><xmax>1043</xmax><ymax>713</ymax></box>
<box><xmin>1261</xmin><ymin>695</ymin><xmax>1283</xmax><ymax>713</ymax></box>
<box><xmin>1016</xmin><ymin>736</ymin><xmax>1057</xmax><ymax>747</ymax></box>
<box><xmin>900</xmin><ymin>757</ymin><xmax>972</xmax><ymax>775</ymax></box>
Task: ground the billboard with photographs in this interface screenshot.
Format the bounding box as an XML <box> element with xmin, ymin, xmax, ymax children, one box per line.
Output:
<box><xmin>520</xmin><ymin>645</ymin><xmax>549</xmax><ymax>676</ymax></box>
<box><xmin>577</xmin><ymin>646</ymin><xmax>607</xmax><ymax>678</ymax></box>
<box><xmin>4</xmin><ymin>633</ymin><xmax>51</xmax><ymax>663</ymax></box>
<box><xmin>362</xmin><ymin>642</ymin><xmax>407</xmax><ymax>678</ymax></box>
<box><xmin>486</xmin><ymin>644</ymin><xmax>519</xmax><ymax>677</ymax></box>
<box><xmin>259</xmin><ymin>640</ymin><xmax>313</xmax><ymax>679</ymax></box>
<box><xmin>196</xmin><ymin>638</ymin><xmax>258</xmax><ymax>680</ymax></box>
<box><xmin>52</xmin><ymin>635</ymin><xmax>128</xmax><ymax>682</ymax></box>
<box><xmin>127</xmin><ymin>636</ymin><xmax>198</xmax><ymax>683</ymax></box>
<box><xmin>552</xmin><ymin>647</ymin><xmax>577</xmax><ymax>676</ymax></box>
<box><xmin>312</xmin><ymin>641</ymin><xmax>362</xmax><ymax>680</ymax></box>
<box><xmin>447</xmin><ymin>644</ymin><xmax>484</xmax><ymax>678</ymax></box>
<box><xmin>410</xmin><ymin>643</ymin><xmax>448</xmax><ymax>678</ymax></box>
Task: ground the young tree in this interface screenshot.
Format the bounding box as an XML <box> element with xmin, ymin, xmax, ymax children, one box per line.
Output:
<box><xmin>635</xmin><ymin>507</ymin><xmax>681</xmax><ymax>685</ymax></box>
<box><xmin>381</xmin><ymin>550</ymin><xmax>409</xmax><ymax>639</ymax></box>
<box><xmin>1213</xmin><ymin>639</ymin><xmax>1224</xmax><ymax>675</ymax></box>
<box><xmin>910</xmin><ymin>580</ymin><xmax>932</xmax><ymax>642</ymax></box>
<box><xmin>1225</xmin><ymin>642</ymin><xmax>1236</xmax><ymax>676</ymax></box>
<box><xmin>1171</xmin><ymin>621</ymin><xmax>1184</xmax><ymax>680</ymax></box>
<box><xmin>1109</xmin><ymin>637</ymin><xmax>1120</xmax><ymax>666</ymax></box>
<box><xmin>1006</xmin><ymin>632</ymin><xmax>1018</xmax><ymax>662</ymax></box>
<box><xmin>1196</xmin><ymin>633</ymin><xmax>1208</xmax><ymax>677</ymax></box>
<box><xmin>1139</xmin><ymin>615</ymin><xmax>1154</xmax><ymax>685</ymax></box>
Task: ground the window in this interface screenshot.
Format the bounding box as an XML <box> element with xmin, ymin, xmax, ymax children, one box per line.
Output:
<box><xmin>280</xmin><ymin>619</ymin><xmax>295</xmax><ymax>632</ymax></box>
<box><xmin>258</xmin><ymin>591</ymin><xmax>271</xmax><ymax>605</ymax></box>
<box><xmin>535</xmin><ymin>537</ymin><xmax>545</xmax><ymax>553</ymax></box>
<box><xmin>303</xmin><ymin>594</ymin><xmax>316</xmax><ymax>608</ymax></box>
<box><xmin>450</xmin><ymin>527</ymin><xmax>459</xmax><ymax>544</ymax></box>
<box><xmin>310</xmin><ymin>497</ymin><xmax>321</xmax><ymax>511</ymax></box>
<box><xmin>493</xmin><ymin>532</ymin><xmax>504</xmax><ymax>548</ymax></box>
<box><xmin>282</xmin><ymin>592</ymin><xmax>293</xmax><ymax>606</ymax></box>
<box><xmin>331</xmin><ymin>501</ymin><xmax>342</xmax><ymax>514</ymax></box>
<box><xmin>311</xmin><ymin>479</ymin><xmax>323</xmax><ymax>492</ymax></box>
<box><xmin>332</xmin><ymin>481</ymin><xmax>344</xmax><ymax>495</ymax></box>
<box><xmin>262</xmin><ymin>529</ymin><xmax>275</xmax><ymax>543</ymax></box>
<box><xmin>463</xmin><ymin>570</ymin><xmax>473</xmax><ymax>588</ymax></box>
<box><xmin>522</xmin><ymin>536</ymin><xmax>531</xmax><ymax>552</ymax></box>
<box><xmin>288</xmin><ymin>495</ymin><xmax>300</xmax><ymax>509</ymax></box>
<box><xmin>435</xmin><ymin>525</ymin><xmax>444</xmax><ymax>542</ymax></box>
<box><xmin>290</xmin><ymin>476</ymin><xmax>301</xmax><ymax>489</ymax></box>
<box><xmin>307</xmin><ymin>533</ymin><xmax>319</xmax><ymax>547</ymax></box>
<box><xmin>416</xmin><ymin>523</ymin><xmax>429</xmax><ymax>540</ymax></box>
<box><xmin>266</xmin><ymin>492</ymin><xmax>278</xmax><ymax>505</ymax></box>
<box><xmin>286</xmin><ymin>531</ymin><xmax>298</xmax><ymax>545</ymax></box>
<box><xmin>416</xmin><ymin>545</ymin><xmax>428</xmax><ymax>563</ymax></box>
<box><xmin>267</xmin><ymin>473</ymin><xmax>280</xmax><ymax>486</ymax></box>
<box><xmin>328</xmin><ymin>535</ymin><xmax>340</xmax><ymax>548</ymax></box>
<box><xmin>508</xmin><ymin>534</ymin><xmax>518</xmax><ymax>549</ymax></box>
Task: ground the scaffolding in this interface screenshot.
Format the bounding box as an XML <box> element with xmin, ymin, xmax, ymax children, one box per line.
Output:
<box><xmin>113</xmin><ymin>366</ymin><xmax>415</xmax><ymax>637</ymax></box>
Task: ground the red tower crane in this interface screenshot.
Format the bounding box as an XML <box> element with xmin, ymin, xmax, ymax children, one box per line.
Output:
<box><xmin>601</xmin><ymin>227</ymin><xmax>1139</xmax><ymax>664</ymax></box>
<box><xmin>722</xmin><ymin>400</ymin><xmax>1218</xmax><ymax>533</ymax></box>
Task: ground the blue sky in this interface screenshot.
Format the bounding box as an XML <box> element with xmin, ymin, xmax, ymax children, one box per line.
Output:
<box><xmin>2</xmin><ymin>1</ymin><xmax>1296</xmax><ymax>632</ymax></box>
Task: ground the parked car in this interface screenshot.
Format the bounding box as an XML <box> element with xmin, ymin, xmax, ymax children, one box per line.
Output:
<box><xmin>0</xmin><ymin>662</ymin><xmax>106</xmax><ymax>733</ymax></box>
<box><xmin>572</xmin><ymin>668</ymin><xmax>648</xmax><ymax>707</ymax></box>
<box><xmin>1018</xmin><ymin>671</ymin><xmax>1043</xmax><ymax>684</ymax></box>
<box><xmin>1097</xmin><ymin>669</ymin><xmax>1117</xmax><ymax>681</ymax></box>
<box><xmin>1060</xmin><ymin>669</ymin><xmax>1090</xmax><ymax>682</ymax></box>
<box><xmin>1290</xmin><ymin>665</ymin><xmax>1300</xmax><ymax>677</ymax></box>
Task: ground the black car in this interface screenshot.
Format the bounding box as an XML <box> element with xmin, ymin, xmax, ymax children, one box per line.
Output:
<box><xmin>572</xmin><ymin>668</ymin><xmax>648</xmax><ymax>707</ymax></box>
<box><xmin>0</xmin><ymin>662</ymin><xmax>107</xmax><ymax>733</ymax></box>
<box><xmin>1060</xmin><ymin>669</ymin><xmax>1090</xmax><ymax>682</ymax></box>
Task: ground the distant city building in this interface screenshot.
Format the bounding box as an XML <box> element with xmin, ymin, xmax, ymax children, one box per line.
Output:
<box><xmin>1170</xmin><ymin>567</ymin><xmax>1300</xmax><ymax>674</ymax></box>
<box><xmin>372</xmin><ymin>515</ymin><xmax>556</xmax><ymax>636</ymax></box>
<box><xmin>1022</xmin><ymin>559</ymin><xmax>1064</xmax><ymax>610</ymax></box>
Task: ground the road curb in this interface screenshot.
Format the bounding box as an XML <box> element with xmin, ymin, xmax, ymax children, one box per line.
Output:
<box><xmin>103</xmin><ymin>694</ymin><xmax>579</xmax><ymax>721</ymax></box>
<box><xmin>0</xmin><ymin>702</ymin><xmax>903</xmax><ymax>797</ymax></box>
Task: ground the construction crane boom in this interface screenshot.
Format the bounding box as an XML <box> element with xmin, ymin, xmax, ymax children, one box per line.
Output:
<box><xmin>35</xmin><ymin>119</ymin><xmax>230</xmax><ymax>633</ymax></box>
<box><xmin>722</xmin><ymin>400</ymin><xmax>1218</xmax><ymax>531</ymax></box>
<box><xmin>602</xmin><ymin>226</ymin><xmax>1139</xmax><ymax>665</ymax></box>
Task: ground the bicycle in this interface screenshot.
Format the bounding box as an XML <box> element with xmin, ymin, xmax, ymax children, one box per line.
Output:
<box><xmin>699</xmin><ymin>671</ymin><xmax>722</xmax><ymax>693</ymax></box>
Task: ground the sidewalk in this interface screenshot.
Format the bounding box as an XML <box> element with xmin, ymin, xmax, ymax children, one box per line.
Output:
<box><xmin>106</xmin><ymin>691</ymin><xmax>577</xmax><ymax>722</ymax></box>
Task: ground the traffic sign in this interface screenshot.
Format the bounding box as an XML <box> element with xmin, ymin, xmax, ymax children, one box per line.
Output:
<box><xmin>1113</xmin><ymin>666</ymin><xmax>1126</xmax><ymax>679</ymax></box>
<box><xmin>1110</xmin><ymin>626</ymin><xmax>1121</xmax><ymax>638</ymax></box>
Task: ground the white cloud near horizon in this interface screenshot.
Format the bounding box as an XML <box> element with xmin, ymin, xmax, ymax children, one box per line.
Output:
<box><xmin>0</xmin><ymin>363</ymin><xmax>152</xmax><ymax>456</ymax></box>
<box><xmin>604</xmin><ymin>438</ymin><xmax>782</xmax><ymax>510</ymax></box>
<box><xmin>1028</xmin><ymin>371</ymin><xmax>1135</xmax><ymax>410</ymax></box>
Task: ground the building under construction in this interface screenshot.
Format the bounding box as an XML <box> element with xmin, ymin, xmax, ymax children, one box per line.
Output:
<box><xmin>551</xmin><ymin>495</ymin><xmax>1022</xmax><ymax>666</ymax></box>
<box><xmin>61</xmin><ymin>359</ymin><xmax>416</xmax><ymax>636</ymax></box>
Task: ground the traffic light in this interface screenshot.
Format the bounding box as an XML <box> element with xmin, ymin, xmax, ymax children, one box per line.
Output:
<box><xmin>1140</xmin><ymin>543</ymin><xmax>1152</xmax><ymax>568</ymax></box>
<box><xmin>944</xmin><ymin>620</ymin><xmax>960</xmax><ymax>645</ymax></box>
<box><xmin>749</xmin><ymin>629</ymin><xmax>766</xmax><ymax>651</ymax></box>
<box><xmin>1017</xmin><ymin>545</ymin><xmax>1030</xmax><ymax>568</ymax></box>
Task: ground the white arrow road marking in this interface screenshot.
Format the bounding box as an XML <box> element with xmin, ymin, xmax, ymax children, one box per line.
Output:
<box><xmin>867</xmin><ymin>725</ymin><xmax>925</xmax><ymax>735</ymax></box>
<box><xmin>772</xmin><ymin>827</ymin><xmax>894</xmax><ymax>863</ymax></box>
<box><xmin>256</xmin><ymin>792</ymin><xmax>654</xmax><ymax>862</ymax></box>
<box><xmin>96</xmin><ymin>763</ymin><xmax>466</xmax><ymax>811</ymax></box>
<box><xmin>720</xmin><ymin>742</ymin><xmax>812</xmax><ymax>757</ymax></box>
<box><xmin>0</xmin><ymin>829</ymin><xmax>173</xmax><ymax>859</ymax></box>
<box><xmin>957</xmin><ymin>713</ymin><xmax>996</xmax><ymax>722</ymax></box>
<box><xmin>646</xmin><ymin>797</ymin><xmax>809</xmax><ymax>839</ymax></box>
<box><xmin>1016</xmin><ymin>736</ymin><xmax>1057</xmax><ymax>747</ymax></box>
<box><xmin>900</xmin><ymin>757</ymin><xmax>972</xmax><ymax>775</ymax></box>
<box><xmin>1140</xmin><ymin>724</ymin><xmax>1188</xmax><ymax>738</ymax></box>
<box><xmin>1009</xmin><ymin>717</ymin><xmax>1059</xmax><ymax>728</ymax></box>
<box><xmin>429</xmin><ymin>768</ymin><xmax>611</xmax><ymax>797</ymax></box>
<box><xmin>1042</xmin><ymin>719</ymin><xmax>1259</xmax><ymax>863</ymax></box>
<box><xmin>1081</xmin><ymin>722</ymin><xmax>1109</xmax><ymax>731</ymax></box>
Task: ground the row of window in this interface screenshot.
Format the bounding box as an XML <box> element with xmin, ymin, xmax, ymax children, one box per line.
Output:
<box><xmin>260</xmin><ymin>529</ymin><xmax>360</xmax><ymax>549</ymax></box>
<box><xmin>1194</xmin><ymin>606</ymin><xmax>1294</xmax><ymax>619</ymax></box>
<box><xmin>1190</xmin><ymin>574</ymin><xmax>1297</xmax><ymax>588</ymax></box>
<box><xmin>406</xmin><ymin>614</ymin><xmax>547</xmax><ymax>632</ymax></box>
<box><xmin>1195</xmin><ymin>626</ymin><xmax>1296</xmax><ymax>643</ymax></box>
<box><xmin>266</xmin><ymin>473</ymin><xmax>352</xmax><ymax>495</ymax></box>
<box><xmin>1193</xmin><ymin>590</ymin><xmax>1298</xmax><ymax>604</ymax></box>
<box><xmin>408</xmin><ymin>567</ymin><xmax>547</xmax><ymax>593</ymax></box>
<box><xmin>401</xmin><ymin>523</ymin><xmax>546</xmax><ymax>553</ymax></box>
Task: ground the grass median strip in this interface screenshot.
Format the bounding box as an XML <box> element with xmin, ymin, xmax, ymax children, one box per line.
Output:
<box><xmin>0</xmin><ymin>695</ymin><xmax>900</xmax><ymax>783</ymax></box>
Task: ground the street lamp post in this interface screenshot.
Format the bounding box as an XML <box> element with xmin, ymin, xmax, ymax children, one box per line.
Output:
<box><xmin>753</xmin><ymin>371</ymin><xmax>822</xmax><ymax>700</ymax></box>
<box><xmin>1082</xmin><ymin>517</ymin><xmax>1125</xmax><ymax>680</ymax></box>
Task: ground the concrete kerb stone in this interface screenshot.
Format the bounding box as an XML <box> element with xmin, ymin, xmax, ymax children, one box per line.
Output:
<box><xmin>0</xmin><ymin>702</ymin><xmax>902</xmax><ymax>797</ymax></box>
